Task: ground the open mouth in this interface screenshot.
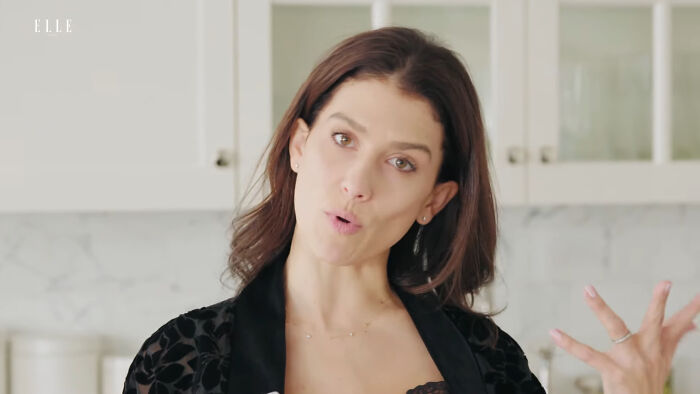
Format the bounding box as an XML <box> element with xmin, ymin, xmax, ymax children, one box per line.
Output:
<box><xmin>324</xmin><ymin>211</ymin><xmax>362</xmax><ymax>235</ymax></box>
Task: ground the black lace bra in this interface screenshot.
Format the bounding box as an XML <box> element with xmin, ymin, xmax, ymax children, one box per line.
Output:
<box><xmin>407</xmin><ymin>380</ymin><xmax>449</xmax><ymax>393</ymax></box>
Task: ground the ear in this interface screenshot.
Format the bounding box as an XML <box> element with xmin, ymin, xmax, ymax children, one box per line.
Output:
<box><xmin>420</xmin><ymin>181</ymin><xmax>459</xmax><ymax>222</ymax></box>
<box><xmin>289</xmin><ymin>118</ymin><xmax>311</xmax><ymax>173</ymax></box>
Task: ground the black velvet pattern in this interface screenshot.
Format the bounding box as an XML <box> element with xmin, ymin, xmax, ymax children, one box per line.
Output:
<box><xmin>123</xmin><ymin>298</ymin><xmax>544</xmax><ymax>394</ymax></box>
<box><xmin>123</xmin><ymin>254</ymin><xmax>545</xmax><ymax>393</ymax></box>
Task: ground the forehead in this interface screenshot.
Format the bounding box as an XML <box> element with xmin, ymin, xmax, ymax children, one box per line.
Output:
<box><xmin>318</xmin><ymin>78</ymin><xmax>443</xmax><ymax>148</ymax></box>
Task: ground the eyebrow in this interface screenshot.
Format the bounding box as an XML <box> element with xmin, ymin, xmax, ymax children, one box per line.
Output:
<box><xmin>328</xmin><ymin>112</ymin><xmax>433</xmax><ymax>160</ymax></box>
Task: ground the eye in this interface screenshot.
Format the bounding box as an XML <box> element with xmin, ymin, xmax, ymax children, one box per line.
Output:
<box><xmin>331</xmin><ymin>132</ymin><xmax>418</xmax><ymax>173</ymax></box>
<box><xmin>389</xmin><ymin>157</ymin><xmax>417</xmax><ymax>172</ymax></box>
<box><xmin>332</xmin><ymin>132</ymin><xmax>353</xmax><ymax>147</ymax></box>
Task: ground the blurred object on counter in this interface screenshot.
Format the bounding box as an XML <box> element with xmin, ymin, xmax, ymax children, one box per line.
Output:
<box><xmin>574</xmin><ymin>373</ymin><xmax>602</xmax><ymax>394</ymax></box>
<box><xmin>573</xmin><ymin>367</ymin><xmax>674</xmax><ymax>393</ymax></box>
<box><xmin>9</xmin><ymin>333</ymin><xmax>101</xmax><ymax>394</ymax></box>
<box><xmin>664</xmin><ymin>368</ymin><xmax>673</xmax><ymax>394</ymax></box>
<box><xmin>536</xmin><ymin>343</ymin><xmax>555</xmax><ymax>393</ymax></box>
<box><xmin>101</xmin><ymin>355</ymin><xmax>133</xmax><ymax>394</ymax></box>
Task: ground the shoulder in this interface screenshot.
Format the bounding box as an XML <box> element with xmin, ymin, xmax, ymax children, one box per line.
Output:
<box><xmin>442</xmin><ymin>305</ymin><xmax>547</xmax><ymax>394</ymax></box>
<box><xmin>122</xmin><ymin>298</ymin><xmax>237</xmax><ymax>394</ymax></box>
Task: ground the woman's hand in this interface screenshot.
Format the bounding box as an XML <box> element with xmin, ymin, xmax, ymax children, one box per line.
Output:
<box><xmin>548</xmin><ymin>281</ymin><xmax>699</xmax><ymax>394</ymax></box>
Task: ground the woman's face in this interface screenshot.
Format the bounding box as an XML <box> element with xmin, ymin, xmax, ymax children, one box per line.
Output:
<box><xmin>289</xmin><ymin>77</ymin><xmax>458</xmax><ymax>266</ymax></box>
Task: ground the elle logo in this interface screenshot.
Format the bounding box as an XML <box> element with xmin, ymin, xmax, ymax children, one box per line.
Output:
<box><xmin>34</xmin><ymin>19</ymin><xmax>72</xmax><ymax>33</ymax></box>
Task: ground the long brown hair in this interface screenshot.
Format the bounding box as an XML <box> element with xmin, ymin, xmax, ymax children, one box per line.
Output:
<box><xmin>224</xmin><ymin>26</ymin><xmax>502</xmax><ymax>342</ymax></box>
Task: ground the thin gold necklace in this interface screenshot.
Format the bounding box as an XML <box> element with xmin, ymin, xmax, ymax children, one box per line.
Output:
<box><xmin>285</xmin><ymin>299</ymin><xmax>394</xmax><ymax>340</ymax></box>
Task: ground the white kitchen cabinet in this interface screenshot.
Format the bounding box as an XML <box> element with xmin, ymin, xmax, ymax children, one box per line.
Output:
<box><xmin>9</xmin><ymin>0</ymin><xmax>695</xmax><ymax>212</ymax></box>
<box><xmin>243</xmin><ymin>0</ymin><xmax>700</xmax><ymax>206</ymax></box>
<box><xmin>239</xmin><ymin>0</ymin><xmax>528</xmax><ymax>205</ymax></box>
<box><xmin>0</xmin><ymin>0</ymin><xmax>237</xmax><ymax>212</ymax></box>
<box><xmin>391</xmin><ymin>1</ymin><xmax>527</xmax><ymax>206</ymax></box>
<box><xmin>527</xmin><ymin>0</ymin><xmax>700</xmax><ymax>205</ymax></box>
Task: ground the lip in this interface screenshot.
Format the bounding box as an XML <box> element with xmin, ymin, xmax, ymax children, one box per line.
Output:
<box><xmin>324</xmin><ymin>210</ymin><xmax>362</xmax><ymax>227</ymax></box>
<box><xmin>326</xmin><ymin>213</ymin><xmax>362</xmax><ymax>235</ymax></box>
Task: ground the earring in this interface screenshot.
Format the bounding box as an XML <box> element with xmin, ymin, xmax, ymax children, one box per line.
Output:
<box><xmin>414</xmin><ymin>216</ymin><xmax>438</xmax><ymax>296</ymax></box>
<box><xmin>412</xmin><ymin>223</ymin><xmax>423</xmax><ymax>256</ymax></box>
<box><xmin>294</xmin><ymin>163</ymin><xmax>299</xmax><ymax>170</ymax></box>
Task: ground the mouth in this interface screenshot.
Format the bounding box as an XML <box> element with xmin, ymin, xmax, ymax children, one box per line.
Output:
<box><xmin>325</xmin><ymin>211</ymin><xmax>362</xmax><ymax>235</ymax></box>
<box><xmin>324</xmin><ymin>210</ymin><xmax>362</xmax><ymax>227</ymax></box>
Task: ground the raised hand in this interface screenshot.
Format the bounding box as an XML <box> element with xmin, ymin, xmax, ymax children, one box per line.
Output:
<box><xmin>548</xmin><ymin>281</ymin><xmax>699</xmax><ymax>394</ymax></box>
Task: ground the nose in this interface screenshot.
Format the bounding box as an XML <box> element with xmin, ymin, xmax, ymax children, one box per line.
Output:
<box><xmin>342</xmin><ymin>184</ymin><xmax>371</xmax><ymax>201</ymax></box>
<box><xmin>341</xmin><ymin>169</ymin><xmax>372</xmax><ymax>201</ymax></box>
<box><xmin>343</xmin><ymin>185</ymin><xmax>368</xmax><ymax>201</ymax></box>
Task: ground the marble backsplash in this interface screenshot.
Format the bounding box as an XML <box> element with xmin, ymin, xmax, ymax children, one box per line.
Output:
<box><xmin>0</xmin><ymin>206</ymin><xmax>698</xmax><ymax>393</ymax></box>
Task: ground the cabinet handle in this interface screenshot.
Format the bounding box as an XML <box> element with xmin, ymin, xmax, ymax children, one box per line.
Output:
<box><xmin>215</xmin><ymin>148</ymin><xmax>235</xmax><ymax>168</ymax></box>
<box><xmin>507</xmin><ymin>146</ymin><xmax>525</xmax><ymax>164</ymax></box>
<box><xmin>540</xmin><ymin>146</ymin><xmax>556</xmax><ymax>164</ymax></box>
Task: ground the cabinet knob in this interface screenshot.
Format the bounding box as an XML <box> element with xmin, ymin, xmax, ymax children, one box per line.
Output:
<box><xmin>540</xmin><ymin>146</ymin><xmax>556</xmax><ymax>164</ymax></box>
<box><xmin>214</xmin><ymin>149</ymin><xmax>235</xmax><ymax>168</ymax></box>
<box><xmin>507</xmin><ymin>146</ymin><xmax>525</xmax><ymax>164</ymax></box>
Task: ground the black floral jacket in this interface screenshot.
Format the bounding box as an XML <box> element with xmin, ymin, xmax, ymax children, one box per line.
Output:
<box><xmin>123</xmin><ymin>252</ymin><xmax>545</xmax><ymax>394</ymax></box>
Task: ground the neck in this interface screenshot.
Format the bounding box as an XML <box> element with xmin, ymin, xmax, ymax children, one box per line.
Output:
<box><xmin>283</xmin><ymin>233</ymin><xmax>403</xmax><ymax>334</ymax></box>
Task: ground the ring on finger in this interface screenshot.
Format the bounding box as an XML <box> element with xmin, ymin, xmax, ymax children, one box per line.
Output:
<box><xmin>611</xmin><ymin>330</ymin><xmax>633</xmax><ymax>344</ymax></box>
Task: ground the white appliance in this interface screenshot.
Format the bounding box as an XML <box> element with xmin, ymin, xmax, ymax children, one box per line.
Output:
<box><xmin>9</xmin><ymin>334</ymin><xmax>101</xmax><ymax>394</ymax></box>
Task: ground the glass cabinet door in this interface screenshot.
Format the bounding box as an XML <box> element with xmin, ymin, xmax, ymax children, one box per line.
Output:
<box><xmin>272</xmin><ymin>5</ymin><xmax>371</xmax><ymax>128</ymax></box>
<box><xmin>558</xmin><ymin>6</ymin><xmax>653</xmax><ymax>161</ymax></box>
<box><xmin>527</xmin><ymin>0</ymin><xmax>700</xmax><ymax>205</ymax></box>
<box><xmin>390</xmin><ymin>0</ymin><xmax>528</xmax><ymax>205</ymax></box>
<box><xmin>391</xmin><ymin>4</ymin><xmax>492</xmax><ymax>144</ymax></box>
<box><xmin>238</xmin><ymin>0</ymin><xmax>527</xmax><ymax>205</ymax></box>
<box><xmin>672</xmin><ymin>5</ymin><xmax>700</xmax><ymax>160</ymax></box>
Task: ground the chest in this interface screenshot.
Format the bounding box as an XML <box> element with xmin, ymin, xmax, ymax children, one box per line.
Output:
<box><xmin>283</xmin><ymin>313</ymin><xmax>445</xmax><ymax>394</ymax></box>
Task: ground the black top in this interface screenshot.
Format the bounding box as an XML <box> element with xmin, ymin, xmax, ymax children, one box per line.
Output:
<box><xmin>122</xmin><ymin>250</ymin><xmax>546</xmax><ymax>394</ymax></box>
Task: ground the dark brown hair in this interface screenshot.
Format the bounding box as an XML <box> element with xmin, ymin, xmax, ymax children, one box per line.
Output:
<box><xmin>224</xmin><ymin>26</ymin><xmax>502</xmax><ymax>343</ymax></box>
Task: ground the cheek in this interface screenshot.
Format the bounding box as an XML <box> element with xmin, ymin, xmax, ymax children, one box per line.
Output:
<box><xmin>370</xmin><ymin>207</ymin><xmax>421</xmax><ymax>249</ymax></box>
<box><xmin>378</xmin><ymin>197</ymin><xmax>423</xmax><ymax>228</ymax></box>
<box><xmin>316</xmin><ymin>140</ymin><xmax>340</xmax><ymax>170</ymax></box>
<box><xmin>293</xmin><ymin>146</ymin><xmax>329</xmax><ymax>221</ymax></box>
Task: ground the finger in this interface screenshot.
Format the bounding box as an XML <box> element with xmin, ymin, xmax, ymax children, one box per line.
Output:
<box><xmin>583</xmin><ymin>285</ymin><xmax>631</xmax><ymax>341</ymax></box>
<box><xmin>549</xmin><ymin>328</ymin><xmax>620</xmax><ymax>374</ymax></box>
<box><xmin>640</xmin><ymin>280</ymin><xmax>672</xmax><ymax>334</ymax></box>
<box><xmin>663</xmin><ymin>293</ymin><xmax>700</xmax><ymax>345</ymax></box>
<box><xmin>662</xmin><ymin>319</ymin><xmax>698</xmax><ymax>361</ymax></box>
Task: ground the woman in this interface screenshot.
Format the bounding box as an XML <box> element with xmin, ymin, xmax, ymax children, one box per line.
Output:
<box><xmin>123</xmin><ymin>27</ymin><xmax>699</xmax><ymax>394</ymax></box>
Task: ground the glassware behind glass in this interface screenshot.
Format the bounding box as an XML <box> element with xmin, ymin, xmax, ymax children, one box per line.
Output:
<box><xmin>559</xmin><ymin>6</ymin><xmax>652</xmax><ymax>161</ymax></box>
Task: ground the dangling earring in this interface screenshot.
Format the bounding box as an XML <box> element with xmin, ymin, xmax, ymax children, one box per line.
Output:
<box><xmin>413</xmin><ymin>217</ymin><xmax>429</xmax><ymax>272</ymax></box>
<box><xmin>412</xmin><ymin>222</ymin><xmax>424</xmax><ymax>257</ymax></box>
<box><xmin>414</xmin><ymin>215</ymin><xmax>437</xmax><ymax>296</ymax></box>
<box><xmin>413</xmin><ymin>216</ymin><xmax>428</xmax><ymax>256</ymax></box>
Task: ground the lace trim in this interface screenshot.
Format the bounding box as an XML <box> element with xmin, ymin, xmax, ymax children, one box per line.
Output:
<box><xmin>406</xmin><ymin>380</ymin><xmax>449</xmax><ymax>394</ymax></box>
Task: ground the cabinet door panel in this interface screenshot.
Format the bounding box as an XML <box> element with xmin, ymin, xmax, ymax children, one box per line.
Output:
<box><xmin>392</xmin><ymin>4</ymin><xmax>492</xmax><ymax>136</ymax></box>
<box><xmin>672</xmin><ymin>6</ymin><xmax>700</xmax><ymax>160</ymax></box>
<box><xmin>240</xmin><ymin>0</ymin><xmax>526</xmax><ymax>206</ymax></box>
<box><xmin>559</xmin><ymin>6</ymin><xmax>652</xmax><ymax>161</ymax></box>
<box><xmin>272</xmin><ymin>5</ymin><xmax>371</xmax><ymax>129</ymax></box>
<box><xmin>391</xmin><ymin>0</ymin><xmax>526</xmax><ymax>205</ymax></box>
<box><xmin>0</xmin><ymin>0</ymin><xmax>235</xmax><ymax>212</ymax></box>
<box><xmin>527</xmin><ymin>0</ymin><xmax>700</xmax><ymax>205</ymax></box>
